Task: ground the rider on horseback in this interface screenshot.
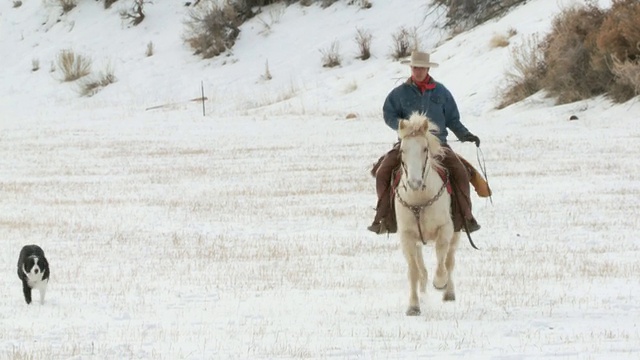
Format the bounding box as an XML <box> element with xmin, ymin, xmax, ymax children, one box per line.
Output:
<box><xmin>368</xmin><ymin>51</ymin><xmax>484</xmax><ymax>235</ymax></box>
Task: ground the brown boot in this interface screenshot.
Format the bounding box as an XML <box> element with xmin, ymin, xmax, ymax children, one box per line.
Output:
<box><xmin>463</xmin><ymin>218</ymin><xmax>481</xmax><ymax>233</ymax></box>
<box><xmin>367</xmin><ymin>217</ymin><xmax>397</xmax><ymax>235</ymax></box>
<box><xmin>368</xmin><ymin>145</ymin><xmax>400</xmax><ymax>235</ymax></box>
<box><xmin>367</xmin><ymin>222</ymin><xmax>387</xmax><ymax>234</ymax></box>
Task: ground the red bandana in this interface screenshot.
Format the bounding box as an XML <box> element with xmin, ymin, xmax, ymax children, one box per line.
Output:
<box><xmin>412</xmin><ymin>75</ymin><xmax>436</xmax><ymax>93</ymax></box>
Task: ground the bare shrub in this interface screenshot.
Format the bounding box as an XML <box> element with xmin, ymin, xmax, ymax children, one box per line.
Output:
<box><xmin>596</xmin><ymin>0</ymin><xmax>640</xmax><ymax>63</ymax></box>
<box><xmin>610</xmin><ymin>56</ymin><xmax>640</xmax><ymax>100</ymax></box>
<box><xmin>497</xmin><ymin>35</ymin><xmax>546</xmax><ymax>109</ymax></box>
<box><xmin>595</xmin><ymin>0</ymin><xmax>640</xmax><ymax>102</ymax></box>
<box><xmin>58</xmin><ymin>0</ymin><xmax>77</xmax><ymax>13</ymax></box>
<box><xmin>184</xmin><ymin>1</ymin><xmax>251</xmax><ymax>59</ymax></box>
<box><xmin>390</xmin><ymin>26</ymin><xmax>418</xmax><ymax>60</ymax></box>
<box><xmin>120</xmin><ymin>0</ymin><xmax>148</xmax><ymax>26</ymax></box>
<box><xmin>146</xmin><ymin>41</ymin><xmax>154</xmax><ymax>57</ymax></box>
<box><xmin>354</xmin><ymin>27</ymin><xmax>372</xmax><ymax>60</ymax></box>
<box><xmin>78</xmin><ymin>66</ymin><xmax>117</xmax><ymax>97</ymax></box>
<box><xmin>257</xmin><ymin>6</ymin><xmax>285</xmax><ymax>36</ymax></box>
<box><xmin>13</xmin><ymin>1</ymin><xmax>22</xmax><ymax>8</ymax></box>
<box><xmin>56</xmin><ymin>49</ymin><xmax>91</xmax><ymax>82</ymax></box>
<box><xmin>320</xmin><ymin>41</ymin><xmax>341</xmax><ymax>68</ymax></box>
<box><xmin>104</xmin><ymin>0</ymin><xmax>118</xmax><ymax>8</ymax></box>
<box><xmin>541</xmin><ymin>4</ymin><xmax>610</xmax><ymax>104</ymax></box>
<box><xmin>321</xmin><ymin>0</ymin><xmax>339</xmax><ymax>8</ymax></box>
<box><xmin>433</xmin><ymin>0</ymin><xmax>528</xmax><ymax>29</ymax></box>
<box><xmin>31</xmin><ymin>58</ymin><xmax>40</xmax><ymax>72</ymax></box>
<box><xmin>357</xmin><ymin>0</ymin><xmax>372</xmax><ymax>9</ymax></box>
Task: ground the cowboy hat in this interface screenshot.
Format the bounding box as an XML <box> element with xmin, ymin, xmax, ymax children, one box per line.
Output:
<box><xmin>401</xmin><ymin>51</ymin><xmax>439</xmax><ymax>68</ymax></box>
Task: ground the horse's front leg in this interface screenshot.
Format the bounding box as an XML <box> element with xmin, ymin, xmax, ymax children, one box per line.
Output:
<box><xmin>443</xmin><ymin>232</ymin><xmax>460</xmax><ymax>301</ymax></box>
<box><xmin>400</xmin><ymin>235</ymin><xmax>421</xmax><ymax>316</ymax></box>
<box><xmin>433</xmin><ymin>225</ymin><xmax>453</xmax><ymax>290</ymax></box>
<box><xmin>415</xmin><ymin>242</ymin><xmax>428</xmax><ymax>293</ymax></box>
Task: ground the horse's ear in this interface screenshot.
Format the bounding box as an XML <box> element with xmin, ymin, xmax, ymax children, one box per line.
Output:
<box><xmin>420</xmin><ymin>119</ymin><xmax>429</xmax><ymax>134</ymax></box>
<box><xmin>398</xmin><ymin>120</ymin><xmax>407</xmax><ymax>131</ymax></box>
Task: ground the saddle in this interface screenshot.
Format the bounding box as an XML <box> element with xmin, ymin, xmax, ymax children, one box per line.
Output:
<box><xmin>372</xmin><ymin>152</ymin><xmax>491</xmax><ymax>198</ymax></box>
<box><xmin>372</xmin><ymin>151</ymin><xmax>490</xmax><ymax>233</ymax></box>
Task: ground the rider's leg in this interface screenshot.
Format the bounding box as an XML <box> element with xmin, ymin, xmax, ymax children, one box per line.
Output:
<box><xmin>368</xmin><ymin>145</ymin><xmax>400</xmax><ymax>234</ymax></box>
<box><xmin>440</xmin><ymin>145</ymin><xmax>480</xmax><ymax>233</ymax></box>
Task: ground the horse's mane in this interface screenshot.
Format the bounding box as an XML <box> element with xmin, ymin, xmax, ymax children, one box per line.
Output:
<box><xmin>398</xmin><ymin>112</ymin><xmax>445</xmax><ymax>162</ymax></box>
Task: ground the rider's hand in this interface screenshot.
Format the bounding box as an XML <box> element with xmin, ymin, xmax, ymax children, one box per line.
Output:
<box><xmin>462</xmin><ymin>133</ymin><xmax>480</xmax><ymax>147</ymax></box>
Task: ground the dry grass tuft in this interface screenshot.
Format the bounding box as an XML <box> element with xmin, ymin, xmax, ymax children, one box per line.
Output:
<box><xmin>354</xmin><ymin>27</ymin><xmax>372</xmax><ymax>60</ymax></box>
<box><xmin>78</xmin><ymin>66</ymin><xmax>117</xmax><ymax>97</ymax></box>
<box><xmin>390</xmin><ymin>26</ymin><xmax>418</xmax><ymax>60</ymax></box>
<box><xmin>320</xmin><ymin>41</ymin><xmax>341</xmax><ymax>68</ymax></box>
<box><xmin>56</xmin><ymin>49</ymin><xmax>91</xmax><ymax>82</ymax></box>
<box><xmin>496</xmin><ymin>35</ymin><xmax>545</xmax><ymax>109</ymax></box>
<box><xmin>489</xmin><ymin>28</ymin><xmax>517</xmax><ymax>49</ymax></box>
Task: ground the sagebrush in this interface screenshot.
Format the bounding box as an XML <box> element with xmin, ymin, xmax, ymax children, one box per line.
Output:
<box><xmin>498</xmin><ymin>0</ymin><xmax>640</xmax><ymax>107</ymax></box>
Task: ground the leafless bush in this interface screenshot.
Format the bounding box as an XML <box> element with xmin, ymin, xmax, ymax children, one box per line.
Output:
<box><xmin>104</xmin><ymin>0</ymin><xmax>118</xmax><ymax>9</ymax></box>
<box><xmin>432</xmin><ymin>0</ymin><xmax>527</xmax><ymax>30</ymax></box>
<box><xmin>354</xmin><ymin>27</ymin><xmax>372</xmax><ymax>60</ymax></box>
<box><xmin>146</xmin><ymin>41</ymin><xmax>154</xmax><ymax>57</ymax></box>
<box><xmin>390</xmin><ymin>26</ymin><xmax>418</xmax><ymax>60</ymax></box>
<box><xmin>611</xmin><ymin>55</ymin><xmax>640</xmax><ymax>100</ymax></box>
<box><xmin>321</xmin><ymin>0</ymin><xmax>339</xmax><ymax>8</ymax></box>
<box><xmin>352</xmin><ymin>0</ymin><xmax>372</xmax><ymax>9</ymax></box>
<box><xmin>184</xmin><ymin>1</ymin><xmax>251</xmax><ymax>59</ymax></box>
<box><xmin>58</xmin><ymin>0</ymin><xmax>77</xmax><ymax>13</ymax></box>
<box><xmin>13</xmin><ymin>1</ymin><xmax>22</xmax><ymax>8</ymax></box>
<box><xmin>31</xmin><ymin>59</ymin><xmax>40</xmax><ymax>72</ymax></box>
<box><xmin>320</xmin><ymin>41</ymin><xmax>341</xmax><ymax>68</ymax></box>
<box><xmin>120</xmin><ymin>0</ymin><xmax>149</xmax><ymax>26</ymax></box>
<box><xmin>541</xmin><ymin>4</ymin><xmax>610</xmax><ymax>104</ymax></box>
<box><xmin>56</xmin><ymin>49</ymin><xmax>91</xmax><ymax>82</ymax></box>
<box><xmin>78</xmin><ymin>66</ymin><xmax>117</xmax><ymax>97</ymax></box>
<box><xmin>497</xmin><ymin>35</ymin><xmax>545</xmax><ymax>109</ymax></box>
<box><xmin>595</xmin><ymin>0</ymin><xmax>640</xmax><ymax>102</ymax></box>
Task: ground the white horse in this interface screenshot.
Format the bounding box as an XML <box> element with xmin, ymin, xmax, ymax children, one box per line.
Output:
<box><xmin>395</xmin><ymin>112</ymin><xmax>460</xmax><ymax>316</ymax></box>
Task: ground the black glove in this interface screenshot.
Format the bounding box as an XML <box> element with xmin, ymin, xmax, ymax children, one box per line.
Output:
<box><xmin>462</xmin><ymin>133</ymin><xmax>480</xmax><ymax>147</ymax></box>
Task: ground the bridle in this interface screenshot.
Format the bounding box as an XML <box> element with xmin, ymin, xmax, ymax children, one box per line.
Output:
<box><xmin>396</xmin><ymin>138</ymin><xmax>449</xmax><ymax>244</ymax></box>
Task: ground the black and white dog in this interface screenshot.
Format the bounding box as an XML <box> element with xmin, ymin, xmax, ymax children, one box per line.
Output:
<box><xmin>17</xmin><ymin>245</ymin><xmax>50</xmax><ymax>305</ymax></box>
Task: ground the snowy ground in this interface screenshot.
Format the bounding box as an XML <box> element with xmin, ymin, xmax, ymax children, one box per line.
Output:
<box><xmin>1</xmin><ymin>0</ymin><xmax>639</xmax><ymax>358</ymax></box>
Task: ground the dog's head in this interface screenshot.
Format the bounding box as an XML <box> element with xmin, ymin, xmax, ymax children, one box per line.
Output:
<box><xmin>22</xmin><ymin>255</ymin><xmax>46</xmax><ymax>282</ymax></box>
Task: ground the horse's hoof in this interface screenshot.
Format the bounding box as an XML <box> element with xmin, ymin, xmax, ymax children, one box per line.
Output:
<box><xmin>443</xmin><ymin>292</ymin><xmax>455</xmax><ymax>301</ymax></box>
<box><xmin>406</xmin><ymin>306</ymin><xmax>421</xmax><ymax>316</ymax></box>
<box><xmin>433</xmin><ymin>279</ymin><xmax>447</xmax><ymax>290</ymax></box>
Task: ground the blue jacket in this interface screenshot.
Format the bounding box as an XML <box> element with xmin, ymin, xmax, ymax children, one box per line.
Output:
<box><xmin>382</xmin><ymin>78</ymin><xmax>470</xmax><ymax>144</ymax></box>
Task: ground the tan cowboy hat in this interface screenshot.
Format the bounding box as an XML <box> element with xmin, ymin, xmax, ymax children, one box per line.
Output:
<box><xmin>401</xmin><ymin>51</ymin><xmax>439</xmax><ymax>68</ymax></box>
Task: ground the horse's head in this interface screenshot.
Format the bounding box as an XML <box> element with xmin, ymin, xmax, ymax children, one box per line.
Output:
<box><xmin>398</xmin><ymin>112</ymin><xmax>443</xmax><ymax>191</ymax></box>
